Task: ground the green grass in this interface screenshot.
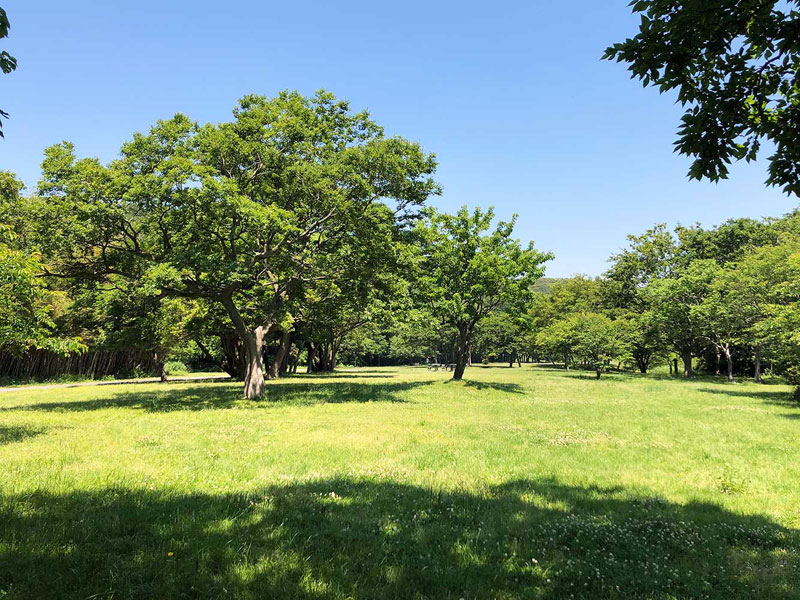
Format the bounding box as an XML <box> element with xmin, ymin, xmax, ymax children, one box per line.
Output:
<box><xmin>0</xmin><ymin>371</ymin><xmax>226</xmax><ymax>388</ymax></box>
<box><xmin>0</xmin><ymin>365</ymin><xmax>798</xmax><ymax>599</ymax></box>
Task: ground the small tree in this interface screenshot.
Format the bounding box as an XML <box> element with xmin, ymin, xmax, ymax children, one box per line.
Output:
<box><xmin>567</xmin><ymin>313</ymin><xmax>630</xmax><ymax>379</ymax></box>
<box><xmin>537</xmin><ymin>317</ymin><xmax>575</xmax><ymax>370</ymax></box>
<box><xmin>623</xmin><ymin>310</ymin><xmax>664</xmax><ymax>374</ymax></box>
<box><xmin>417</xmin><ymin>207</ymin><xmax>551</xmax><ymax>380</ymax></box>
<box><xmin>474</xmin><ymin>310</ymin><xmax>529</xmax><ymax>366</ymax></box>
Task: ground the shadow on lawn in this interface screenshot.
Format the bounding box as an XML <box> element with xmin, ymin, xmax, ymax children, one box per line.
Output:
<box><xmin>460</xmin><ymin>380</ymin><xmax>525</xmax><ymax>394</ymax></box>
<box><xmin>698</xmin><ymin>386</ymin><xmax>797</xmax><ymax>409</ymax></box>
<box><xmin>0</xmin><ymin>425</ymin><xmax>47</xmax><ymax>446</ymax></box>
<box><xmin>1</xmin><ymin>478</ymin><xmax>797</xmax><ymax>599</ymax></box>
<box><xmin>0</xmin><ymin>380</ymin><xmax>434</xmax><ymax>414</ymax></box>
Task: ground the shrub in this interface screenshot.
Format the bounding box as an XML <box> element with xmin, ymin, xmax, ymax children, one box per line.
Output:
<box><xmin>792</xmin><ymin>386</ymin><xmax>800</xmax><ymax>404</ymax></box>
<box><xmin>164</xmin><ymin>361</ymin><xmax>189</xmax><ymax>376</ymax></box>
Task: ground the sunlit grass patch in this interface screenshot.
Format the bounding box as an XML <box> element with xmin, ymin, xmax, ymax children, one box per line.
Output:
<box><xmin>0</xmin><ymin>365</ymin><xmax>798</xmax><ymax>598</ymax></box>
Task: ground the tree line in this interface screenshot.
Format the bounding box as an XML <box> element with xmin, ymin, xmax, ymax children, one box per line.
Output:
<box><xmin>0</xmin><ymin>91</ymin><xmax>551</xmax><ymax>397</ymax></box>
<box><xmin>3</xmin><ymin>92</ymin><xmax>800</xmax><ymax>397</ymax></box>
<box><xmin>336</xmin><ymin>211</ymin><xmax>800</xmax><ymax>389</ymax></box>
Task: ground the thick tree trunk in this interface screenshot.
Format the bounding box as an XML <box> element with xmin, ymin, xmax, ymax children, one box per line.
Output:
<box><xmin>219</xmin><ymin>331</ymin><xmax>247</xmax><ymax>380</ymax></box>
<box><xmin>672</xmin><ymin>358</ymin><xmax>678</xmax><ymax>376</ymax></box>
<box><xmin>634</xmin><ymin>350</ymin><xmax>650</xmax><ymax>374</ymax></box>
<box><xmin>668</xmin><ymin>359</ymin><xmax>673</xmax><ymax>376</ymax></box>
<box><xmin>306</xmin><ymin>342</ymin><xmax>317</xmax><ymax>373</ymax></box>
<box><xmin>682</xmin><ymin>351</ymin><xmax>693</xmax><ymax>378</ymax></box>
<box><xmin>268</xmin><ymin>329</ymin><xmax>291</xmax><ymax>379</ymax></box>
<box><xmin>222</xmin><ymin>292</ymin><xmax>268</xmax><ymax>399</ymax></box>
<box><xmin>279</xmin><ymin>344</ymin><xmax>291</xmax><ymax>374</ymax></box>
<box><xmin>564</xmin><ymin>351</ymin><xmax>570</xmax><ymax>371</ymax></box>
<box><xmin>595</xmin><ymin>368</ymin><xmax>602</xmax><ymax>379</ymax></box>
<box><xmin>243</xmin><ymin>336</ymin><xmax>266</xmax><ymax>399</ymax></box>
<box><xmin>329</xmin><ymin>339</ymin><xmax>340</xmax><ymax>371</ymax></box>
<box><xmin>754</xmin><ymin>346</ymin><xmax>763</xmax><ymax>383</ymax></box>
<box><xmin>453</xmin><ymin>324</ymin><xmax>470</xmax><ymax>381</ymax></box>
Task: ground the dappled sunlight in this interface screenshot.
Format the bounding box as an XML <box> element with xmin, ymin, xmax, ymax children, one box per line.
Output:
<box><xmin>0</xmin><ymin>376</ymin><xmax>439</xmax><ymax>413</ymax></box>
<box><xmin>1</xmin><ymin>478</ymin><xmax>798</xmax><ymax>599</ymax></box>
<box><xmin>1</xmin><ymin>366</ymin><xmax>799</xmax><ymax>598</ymax></box>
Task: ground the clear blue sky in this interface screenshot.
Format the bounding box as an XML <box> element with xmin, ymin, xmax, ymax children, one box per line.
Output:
<box><xmin>1</xmin><ymin>1</ymin><xmax>796</xmax><ymax>276</ymax></box>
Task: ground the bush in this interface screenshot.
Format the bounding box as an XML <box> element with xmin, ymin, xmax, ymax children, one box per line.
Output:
<box><xmin>792</xmin><ymin>386</ymin><xmax>800</xmax><ymax>404</ymax></box>
<box><xmin>164</xmin><ymin>361</ymin><xmax>189</xmax><ymax>376</ymax></box>
<box><xmin>785</xmin><ymin>365</ymin><xmax>800</xmax><ymax>387</ymax></box>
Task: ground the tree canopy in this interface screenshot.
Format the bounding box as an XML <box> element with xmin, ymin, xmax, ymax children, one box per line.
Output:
<box><xmin>33</xmin><ymin>90</ymin><xmax>438</xmax><ymax>397</ymax></box>
<box><xmin>416</xmin><ymin>206</ymin><xmax>552</xmax><ymax>380</ymax></box>
<box><xmin>605</xmin><ymin>0</ymin><xmax>800</xmax><ymax>195</ymax></box>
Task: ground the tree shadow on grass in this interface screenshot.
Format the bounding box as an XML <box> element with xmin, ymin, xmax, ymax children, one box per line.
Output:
<box><xmin>0</xmin><ymin>380</ymin><xmax>435</xmax><ymax>414</ymax></box>
<box><xmin>287</xmin><ymin>373</ymin><xmax>394</xmax><ymax>380</ymax></box>
<box><xmin>0</xmin><ymin>477</ymin><xmax>797</xmax><ymax>599</ymax></box>
<box><xmin>698</xmin><ymin>386</ymin><xmax>796</xmax><ymax>407</ymax></box>
<box><xmin>460</xmin><ymin>380</ymin><xmax>525</xmax><ymax>394</ymax></box>
<box><xmin>0</xmin><ymin>425</ymin><xmax>48</xmax><ymax>446</ymax></box>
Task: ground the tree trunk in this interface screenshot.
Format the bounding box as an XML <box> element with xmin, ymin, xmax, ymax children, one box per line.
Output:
<box><xmin>306</xmin><ymin>342</ymin><xmax>317</xmax><ymax>373</ymax></box>
<box><xmin>219</xmin><ymin>330</ymin><xmax>247</xmax><ymax>380</ymax></box>
<box><xmin>453</xmin><ymin>324</ymin><xmax>470</xmax><ymax>381</ymax></box>
<box><xmin>637</xmin><ymin>356</ymin><xmax>648</xmax><ymax>374</ymax></box>
<box><xmin>595</xmin><ymin>368</ymin><xmax>602</xmax><ymax>379</ymax></box>
<box><xmin>279</xmin><ymin>343</ymin><xmax>291</xmax><ymax>374</ymax></box>
<box><xmin>268</xmin><ymin>329</ymin><xmax>291</xmax><ymax>379</ymax></box>
<box><xmin>155</xmin><ymin>352</ymin><xmax>167</xmax><ymax>383</ymax></box>
<box><xmin>724</xmin><ymin>348</ymin><xmax>734</xmax><ymax>383</ymax></box>
<box><xmin>222</xmin><ymin>292</ymin><xmax>268</xmax><ymax>399</ymax></box>
<box><xmin>754</xmin><ymin>346</ymin><xmax>763</xmax><ymax>383</ymax></box>
<box><xmin>682</xmin><ymin>351</ymin><xmax>693</xmax><ymax>378</ymax></box>
<box><xmin>564</xmin><ymin>351</ymin><xmax>570</xmax><ymax>371</ymax></box>
<box><xmin>329</xmin><ymin>339</ymin><xmax>340</xmax><ymax>371</ymax></box>
<box><xmin>672</xmin><ymin>358</ymin><xmax>678</xmax><ymax>376</ymax></box>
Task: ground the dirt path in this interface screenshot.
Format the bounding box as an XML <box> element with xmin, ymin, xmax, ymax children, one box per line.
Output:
<box><xmin>0</xmin><ymin>374</ymin><xmax>231</xmax><ymax>394</ymax></box>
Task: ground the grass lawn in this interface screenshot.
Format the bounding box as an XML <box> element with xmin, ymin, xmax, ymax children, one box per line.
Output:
<box><xmin>1</xmin><ymin>365</ymin><xmax>798</xmax><ymax>599</ymax></box>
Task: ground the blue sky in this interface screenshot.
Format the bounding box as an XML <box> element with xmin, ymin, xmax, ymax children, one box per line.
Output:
<box><xmin>1</xmin><ymin>1</ymin><xmax>796</xmax><ymax>276</ymax></box>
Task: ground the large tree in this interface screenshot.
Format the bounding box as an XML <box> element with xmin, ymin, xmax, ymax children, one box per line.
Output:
<box><xmin>37</xmin><ymin>91</ymin><xmax>438</xmax><ymax>398</ymax></box>
<box><xmin>606</xmin><ymin>0</ymin><xmax>800</xmax><ymax>195</ymax></box>
<box><xmin>416</xmin><ymin>206</ymin><xmax>551</xmax><ymax>380</ymax></box>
